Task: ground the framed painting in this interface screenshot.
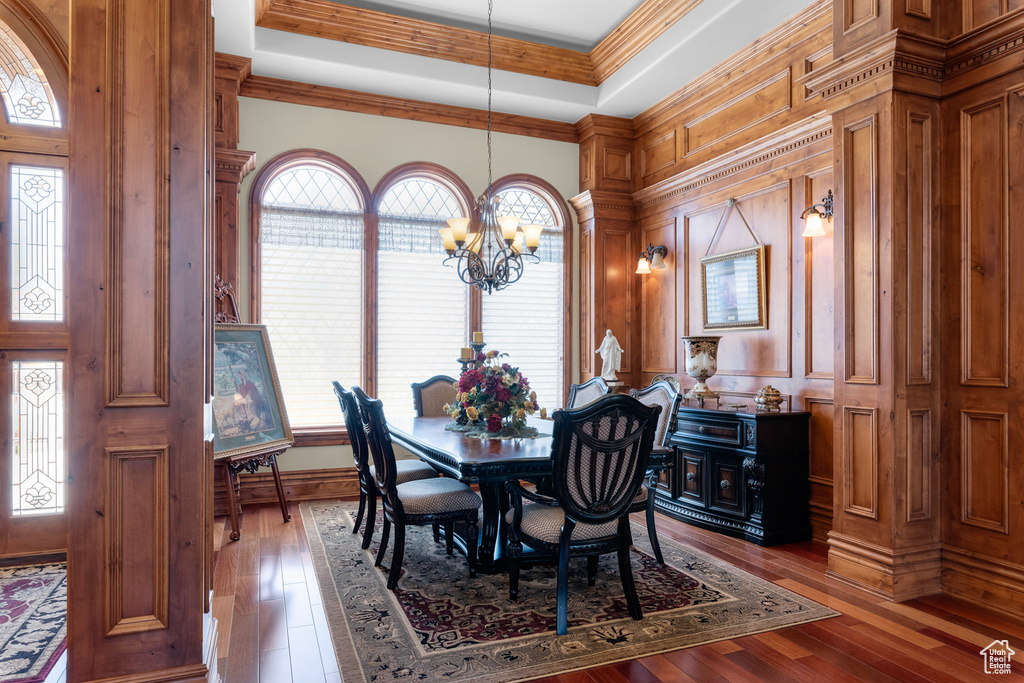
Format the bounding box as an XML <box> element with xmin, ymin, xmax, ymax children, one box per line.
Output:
<box><xmin>700</xmin><ymin>245</ymin><xmax>767</xmax><ymax>331</ymax></box>
<box><xmin>212</xmin><ymin>323</ymin><xmax>293</xmax><ymax>458</ymax></box>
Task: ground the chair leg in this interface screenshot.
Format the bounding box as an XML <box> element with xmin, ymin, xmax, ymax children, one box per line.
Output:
<box><xmin>507</xmin><ymin>537</ymin><xmax>522</xmax><ymax>599</ymax></box>
<box><xmin>587</xmin><ymin>555</ymin><xmax>598</xmax><ymax>586</ymax></box>
<box><xmin>375</xmin><ymin>516</ymin><xmax>390</xmax><ymax>567</ymax></box>
<box><xmin>445</xmin><ymin>522</ymin><xmax>455</xmax><ymax>556</ymax></box>
<box><xmin>353</xmin><ymin>488</ymin><xmax>366</xmax><ymax>536</ymax></box>
<box><xmin>645</xmin><ymin>485</ymin><xmax>664</xmax><ymax>565</ymax></box>
<box><xmin>433</xmin><ymin>523</ymin><xmax>440</xmax><ymax>543</ymax></box>
<box><xmin>464</xmin><ymin>517</ymin><xmax>478</xmax><ymax>578</ymax></box>
<box><xmin>387</xmin><ymin>522</ymin><xmax>406</xmax><ymax>590</ymax></box>
<box><xmin>362</xmin><ymin>489</ymin><xmax>377</xmax><ymax>550</ymax></box>
<box><xmin>556</xmin><ymin>541</ymin><xmax>571</xmax><ymax>636</ymax></box>
<box><xmin>617</xmin><ymin>521</ymin><xmax>643</xmax><ymax>621</ymax></box>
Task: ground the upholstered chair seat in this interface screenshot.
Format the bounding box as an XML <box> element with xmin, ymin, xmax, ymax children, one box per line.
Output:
<box><xmin>370</xmin><ymin>459</ymin><xmax>437</xmax><ymax>486</ymax></box>
<box><xmin>505</xmin><ymin>504</ymin><xmax>617</xmax><ymax>544</ymax></box>
<box><xmin>397</xmin><ymin>478</ymin><xmax>482</xmax><ymax>515</ymax></box>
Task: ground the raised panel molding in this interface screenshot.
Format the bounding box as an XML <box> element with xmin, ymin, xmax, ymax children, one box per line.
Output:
<box><xmin>905</xmin><ymin>0</ymin><xmax>931</xmax><ymax>19</ymax></box>
<box><xmin>580</xmin><ymin>229</ymin><xmax>592</xmax><ymax>375</ymax></box>
<box><xmin>641</xmin><ymin>218</ymin><xmax>676</xmax><ymax>374</ymax></box>
<box><xmin>106</xmin><ymin>0</ymin><xmax>170</xmax><ymax>407</ymax></box>
<box><xmin>961</xmin><ymin>99</ymin><xmax>1009</xmax><ymax>387</ymax></box>
<box><xmin>906</xmin><ymin>409</ymin><xmax>932</xmax><ymax>523</ymax></box>
<box><xmin>843</xmin><ymin>115</ymin><xmax>879</xmax><ymax>385</ymax></box>
<box><xmin>105</xmin><ymin>446</ymin><xmax>170</xmax><ymax>636</ymax></box>
<box><xmin>683</xmin><ymin>70</ymin><xmax>792</xmax><ymax>158</ymax></box>
<box><xmin>580</xmin><ymin>146</ymin><xmax>592</xmax><ymax>185</ymax></box>
<box><xmin>960</xmin><ymin>411</ymin><xmax>1009</xmax><ymax>534</ymax></box>
<box><xmin>844</xmin><ymin>0</ymin><xmax>880</xmax><ymax>32</ymax></box>
<box><xmin>602</xmin><ymin>148</ymin><xmax>632</xmax><ymax>182</ymax></box>
<box><xmin>906</xmin><ymin>112</ymin><xmax>933</xmax><ymax>386</ymax></box>
<box><xmin>641</xmin><ymin>130</ymin><xmax>676</xmax><ymax>178</ymax></box>
<box><xmin>603</xmin><ymin>229</ymin><xmax>634</xmax><ymax>374</ymax></box>
<box><xmin>807</xmin><ymin>396</ymin><xmax>835</xmax><ymax>541</ymax></box>
<box><xmin>843</xmin><ymin>406</ymin><xmax>878</xmax><ymax>519</ymax></box>
<box><xmin>804</xmin><ymin>170</ymin><xmax>835</xmax><ymax>380</ymax></box>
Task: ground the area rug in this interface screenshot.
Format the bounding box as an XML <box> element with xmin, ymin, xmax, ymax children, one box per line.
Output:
<box><xmin>302</xmin><ymin>502</ymin><xmax>837</xmax><ymax>683</ymax></box>
<box><xmin>0</xmin><ymin>563</ymin><xmax>66</xmax><ymax>683</ymax></box>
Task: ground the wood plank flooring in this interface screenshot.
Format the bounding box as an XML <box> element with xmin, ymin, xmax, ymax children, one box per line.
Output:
<box><xmin>213</xmin><ymin>502</ymin><xmax>1024</xmax><ymax>682</ymax></box>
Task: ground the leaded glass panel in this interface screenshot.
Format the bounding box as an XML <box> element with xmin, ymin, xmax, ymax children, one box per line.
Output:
<box><xmin>11</xmin><ymin>165</ymin><xmax>63</xmax><ymax>322</ymax></box>
<box><xmin>0</xmin><ymin>20</ymin><xmax>60</xmax><ymax>127</ymax></box>
<box><xmin>12</xmin><ymin>361</ymin><xmax>64</xmax><ymax>516</ymax></box>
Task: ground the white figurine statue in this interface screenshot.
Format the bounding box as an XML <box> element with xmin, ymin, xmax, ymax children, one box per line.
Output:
<box><xmin>595</xmin><ymin>329</ymin><xmax>623</xmax><ymax>381</ymax></box>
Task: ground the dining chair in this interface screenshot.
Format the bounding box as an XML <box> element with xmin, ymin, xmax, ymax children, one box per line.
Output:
<box><xmin>333</xmin><ymin>382</ymin><xmax>438</xmax><ymax>550</ymax></box>
<box><xmin>411</xmin><ymin>374</ymin><xmax>458</xmax><ymax>417</ymax></box>
<box><xmin>650</xmin><ymin>373</ymin><xmax>681</xmax><ymax>393</ymax></box>
<box><xmin>505</xmin><ymin>394</ymin><xmax>661</xmax><ymax>635</ymax></box>
<box><xmin>627</xmin><ymin>379</ymin><xmax>682</xmax><ymax>564</ymax></box>
<box><xmin>566</xmin><ymin>376</ymin><xmax>609</xmax><ymax>408</ymax></box>
<box><xmin>352</xmin><ymin>386</ymin><xmax>481</xmax><ymax>590</ymax></box>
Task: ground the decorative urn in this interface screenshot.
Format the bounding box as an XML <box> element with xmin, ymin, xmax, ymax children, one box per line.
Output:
<box><xmin>681</xmin><ymin>336</ymin><xmax>721</xmax><ymax>405</ymax></box>
<box><xmin>755</xmin><ymin>385</ymin><xmax>783</xmax><ymax>412</ymax></box>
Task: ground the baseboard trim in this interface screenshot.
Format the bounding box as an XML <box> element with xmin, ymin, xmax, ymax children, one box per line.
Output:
<box><xmin>91</xmin><ymin>663</ymin><xmax>209</xmax><ymax>683</ymax></box>
<box><xmin>942</xmin><ymin>545</ymin><xmax>1024</xmax><ymax>619</ymax></box>
<box><xmin>827</xmin><ymin>532</ymin><xmax>941</xmax><ymax>601</ymax></box>
<box><xmin>214</xmin><ymin>467</ymin><xmax>359</xmax><ymax>515</ymax></box>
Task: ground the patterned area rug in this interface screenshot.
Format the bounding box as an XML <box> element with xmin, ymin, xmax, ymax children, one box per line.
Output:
<box><xmin>0</xmin><ymin>563</ymin><xmax>66</xmax><ymax>683</ymax></box>
<box><xmin>302</xmin><ymin>503</ymin><xmax>837</xmax><ymax>683</ymax></box>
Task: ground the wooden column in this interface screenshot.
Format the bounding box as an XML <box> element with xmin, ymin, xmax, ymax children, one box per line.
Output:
<box><xmin>571</xmin><ymin>115</ymin><xmax>640</xmax><ymax>388</ymax></box>
<box><xmin>68</xmin><ymin>0</ymin><xmax>212</xmax><ymax>680</ymax></box>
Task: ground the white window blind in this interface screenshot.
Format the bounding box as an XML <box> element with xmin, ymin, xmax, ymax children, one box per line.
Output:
<box><xmin>482</xmin><ymin>189</ymin><xmax>564</xmax><ymax>409</ymax></box>
<box><xmin>260</xmin><ymin>164</ymin><xmax>363</xmax><ymax>427</ymax></box>
<box><xmin>377</xmin><ymin>179</ymin><xmax>467</xmax><ymax>418</ymax></box>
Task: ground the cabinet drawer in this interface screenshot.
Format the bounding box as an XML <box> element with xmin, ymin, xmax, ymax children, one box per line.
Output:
<box><xmin>675</xmin><ymin>416</ymin><xmax>742</xmax><ymax>447</ymax></box>
<box><xmin>709</xmin><ymin>456</ymin><xmax>744</xmax><ymax>515</ymax></box>
<box><xmin>680</xmin><ymin>452</ymin><xmax>705</xmax><ymax>505</ymax></box>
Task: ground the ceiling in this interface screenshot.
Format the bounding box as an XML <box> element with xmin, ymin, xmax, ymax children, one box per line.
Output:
<box><xmin>213</xmin><ymin>0</ymin><xmax>816</xmax><ymax>123</ymax></box>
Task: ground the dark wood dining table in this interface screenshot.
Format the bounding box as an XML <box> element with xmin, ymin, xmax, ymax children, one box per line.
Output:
<box><xmin>386</xmin><ymin>415</ymin><xmax>669</xmax><ymax>574</ymax></box>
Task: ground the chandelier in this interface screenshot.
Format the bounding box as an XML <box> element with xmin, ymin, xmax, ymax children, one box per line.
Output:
<box><xmin>438</xmin><ymin>0</ymin><xmax>543</xmax><ymax>294</ymax></box>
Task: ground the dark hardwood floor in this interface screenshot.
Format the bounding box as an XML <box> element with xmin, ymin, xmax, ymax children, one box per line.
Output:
<box><xmin>213</xmin><ymin>502</ymin><xmax>1024</xmax><ymax>682</ymax></box>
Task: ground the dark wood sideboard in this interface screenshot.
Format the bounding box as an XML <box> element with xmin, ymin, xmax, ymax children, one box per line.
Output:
<box><xmin>653</xmin><ymin>404</ymin><xmax>811</xmax><ymax>546</ymax></box>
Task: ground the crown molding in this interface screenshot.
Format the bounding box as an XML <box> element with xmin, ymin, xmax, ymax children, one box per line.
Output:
<box><xmin>215</xmin><ymin>148</ymin><xmax>257</xmax><ymax>185</ymax></box>
<box><xmin>590</xmin><ymin>0</ymin><xmax>704</xmax><ymax>83</ymax></box>
<box><xmin>239</xmin><ymin>74</ymin><xmax>579</xmax><ymax>143</ymax></box>
<box><xmin>214</xmin><ymin>53</ymin><xmax>252</xmax><ymax>83</ymax></box>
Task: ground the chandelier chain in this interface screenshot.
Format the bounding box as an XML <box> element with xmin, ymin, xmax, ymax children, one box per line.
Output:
<box><xmin>486</xmin><ymin>0</ymin><xmax>493</xmax><ymax>203</ymax></box>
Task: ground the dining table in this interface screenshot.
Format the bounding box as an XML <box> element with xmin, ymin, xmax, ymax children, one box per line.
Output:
<box><xmin>385</xmin><ymin>414</ymin><xmax>670</xmax><ymax>574</ymax></box>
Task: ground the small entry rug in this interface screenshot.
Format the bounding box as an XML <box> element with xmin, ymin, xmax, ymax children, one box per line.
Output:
<box><xmin>302</xmin><ymin>503</ymin><xmax>837</xmax><ymax>683</ymax></box>
<box><xmin>0</xmin><ymin>563</ymin><xmax>66</xmax><ymax>683</ymax></box>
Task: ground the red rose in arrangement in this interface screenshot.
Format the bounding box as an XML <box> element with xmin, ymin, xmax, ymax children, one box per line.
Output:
<box><xmin>444</xmin><ymin>349</ymin><xmax>540</xmax><ymax>436</ymax></box>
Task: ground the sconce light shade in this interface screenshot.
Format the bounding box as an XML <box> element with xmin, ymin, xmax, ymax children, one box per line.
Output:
<box><xmin>635</xmin><ymin>257</ymin><xmax>652</xmax><ymax>275</ymax></box>
<box><xmin>650</xmin><ymin>250</ymin><xmax>667</xmax><ymax>269</ymax></box>
<box><xmin>636</xmin><ymin>242</ymin><xmax>669</xmax><ymax>275</ymax></box>
<box><xmin>800</xmin><ymin>189</ymin><xmax>833</xmax><ymax>238</ymax></box>
<box><xmin>802</xmin><ymin>211</ymin><xmax>826</xmax><ymax>237</ymax></box>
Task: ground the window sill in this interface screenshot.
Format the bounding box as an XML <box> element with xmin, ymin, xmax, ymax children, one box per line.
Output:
<box><xmin>291</xmin><ymin>426</ymin><xmax>350</xmax><ymax>448</ymax></box>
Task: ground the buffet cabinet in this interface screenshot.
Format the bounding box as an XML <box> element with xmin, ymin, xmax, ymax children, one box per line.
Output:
<box><xmin>654</xmin><ymin>404</ymin><xmax>811</xmax><ymax>546</ymax></box>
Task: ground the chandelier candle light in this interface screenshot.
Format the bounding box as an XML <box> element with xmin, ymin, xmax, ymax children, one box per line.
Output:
<box><xmin>439</xmin><ymin>0</ymin><xmax>543</xmax><ymax>293</ymax></box>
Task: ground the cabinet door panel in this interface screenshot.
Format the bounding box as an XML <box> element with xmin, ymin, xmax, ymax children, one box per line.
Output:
<box><xmin>710</xmin><ymin>455</ymin><xmax>744</xmax><ymax>515</ymax></box>
<box><xmin>680</xmin><ymin>451</ymin><xmax>705</xmax><ymax>505</ymax></box>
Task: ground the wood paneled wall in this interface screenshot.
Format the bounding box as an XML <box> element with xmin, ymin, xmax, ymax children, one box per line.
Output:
<box><xmin>69</xmin><ymin>0</ymin><xmax>212</xmax><ymax>680</ymax></box>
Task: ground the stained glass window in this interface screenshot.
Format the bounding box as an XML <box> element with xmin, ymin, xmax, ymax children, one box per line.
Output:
<box><xmin>12</xmin><ymin>361</ymin><xmax>64</xmax><ymax>516</ymax></box>
<box><xmin>377</xmin><ymin>178</ymin><xmax>468</xmax><ymax>417</ymax></box>
<box><xmin>11</xmin><ymin>165</ymin><xmax>63</xmax><ymax>322</ymax></box>
<box><xmin>260</xmin><ymin>163</ymin><xmax>364</xmax><ymax>427</ymax></box>
<box><xmin>0</xmin><ymin>19</ymin><xmax>60</xmax><ymax>127</ymax></box>
<box><xmin>483</xmin><ymin>188</ymin><xmax>565</xmax><ymax>407</ymax></box>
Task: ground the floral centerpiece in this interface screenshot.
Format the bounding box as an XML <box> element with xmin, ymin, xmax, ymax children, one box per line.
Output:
<box><xmin>445</xmin><ymin>350</ymin><xmax>540</xmax><ymax>438</ymax></box>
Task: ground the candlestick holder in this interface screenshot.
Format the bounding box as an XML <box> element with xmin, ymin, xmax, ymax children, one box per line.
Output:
<box><xmin>457</xmin><ymin>341</ymin><xmax>486</xmax><ymax>375</ymax></box>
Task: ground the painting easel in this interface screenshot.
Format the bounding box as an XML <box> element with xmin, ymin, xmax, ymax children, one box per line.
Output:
<box><xmin>214</xmin><ymin>275</ymin><xmax>292</xmax><ymax>541</ymax></box>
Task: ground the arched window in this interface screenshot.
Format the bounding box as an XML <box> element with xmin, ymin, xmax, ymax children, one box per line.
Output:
<box><xmin>254</xmin><ymin>153</ymin><xmax>368</xmax><ymax>427</ymax></box>
<box><xmin>0</xmin><ymin>18</ymin><xmax>60</xmax><ymax>127</ymax></box>
<box><xmin>375</xmin><ymin>167</ymin><xmax>473</xmax><ymax>417</ymax></box>
<box><xmin>483</xmin><ymin>177</ymin><xmax>570</xmax><ymax>408</ymax></box>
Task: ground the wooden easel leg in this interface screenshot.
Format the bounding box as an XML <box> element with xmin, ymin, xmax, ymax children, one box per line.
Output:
<box><xmin>222</xmin><ymin>462</ymin><xmax>241</xmax><ymax>542</ymax></box>
<box><xmin>270</xmin><ymin>454</ymin><xmax>291</xmax><ymax>523</ymax></box>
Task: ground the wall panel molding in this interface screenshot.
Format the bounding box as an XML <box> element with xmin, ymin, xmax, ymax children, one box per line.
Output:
<box><xmin>843</xmin><ymin>406</ymin><xmax>878</xmax><ymax>519</ymax></box>
<box><xmin>683</xmin><ymin>70</ymin><xmax>792</xmax><ymax>157</ymax></box>
<box><xmin>960</xmin><ymin>410</ymin><xmax>1009</xmax><ymax>534</ymax></box>
<box><xmin>843</xmin><ymin>115</ymin><xmax>879</xmax><ymax>385</ymax></box>
<box><xmin>906</xmin><ymin>409</ymin><xmax>932</xmax><ymax>523</ymax></box>
<box><xmin>960</xmin><ymin>98</ymin><xmax>1009</xmax><ymax>387</ymax></box>
<box><xmin>906</xmin><ymin>111</ymin><xmax>933</xmax><ymax>386</ymax></box>
<box><xmin>104</xmin><ymin>446</ymin><xmax>169</xmax><ymax>636</ymax></box>
<box><xmin>804</xmin><ymin>170</ymin><xmax>835</xmax><ymax>380</ymax></box>
<box><xmin>641</xmin><ymin>130</ymin><xmax>677</xmax><ymax>178</ymax></box>
<box><xmin>105</xmin><ymin>0</ymin><xmax>170</xmax><ymax>407</ymax></box>
<box><xmin>640</xmin><ymin>218</ymin><xmax>676</xmax><ymax>374</ymax></box>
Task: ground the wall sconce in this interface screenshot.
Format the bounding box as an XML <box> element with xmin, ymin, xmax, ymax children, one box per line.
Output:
<box><xmin>636</xmin><ymin>243</ymin><xmax>668</xmax><ymax>274</ymax></box>
<box><xmin>801</xmin><ymin>189</ymin><xmax>833</xmax><ymax>237</ymax></box>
